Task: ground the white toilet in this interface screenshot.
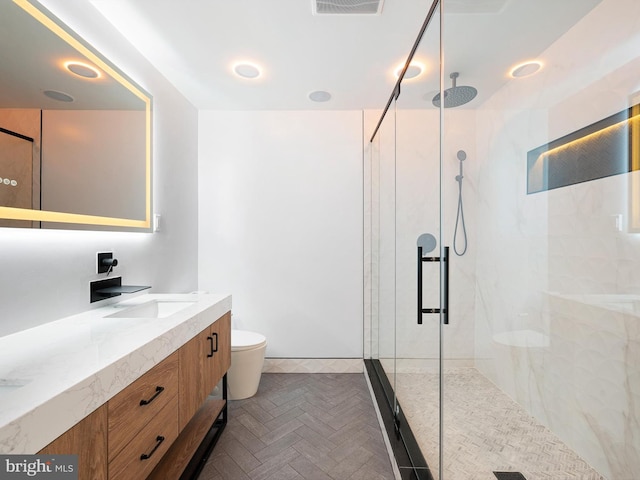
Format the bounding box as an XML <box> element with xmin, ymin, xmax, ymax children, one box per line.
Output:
<box><xmin>228</xmin><ymin>330</ymin><xmax>267</xmax><ymax>400</ymax></box>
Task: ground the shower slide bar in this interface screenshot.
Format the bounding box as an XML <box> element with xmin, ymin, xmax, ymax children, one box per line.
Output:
<box><xmin>417</xmin><ymin>245</ymin><xmax>449</xmax><ymax>325</ymax></box>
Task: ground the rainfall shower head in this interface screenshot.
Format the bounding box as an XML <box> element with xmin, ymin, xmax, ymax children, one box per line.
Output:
<box><xmin>432</xmin><ymin>72</ymin><xmax>477</xmax><ymax>108</ymax></box>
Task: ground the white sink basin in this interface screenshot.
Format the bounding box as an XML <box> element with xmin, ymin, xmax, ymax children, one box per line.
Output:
<box><xmin>105</xmin><ymin>300</ymin><xmax>196</xmax><ymax>319</ymax></box>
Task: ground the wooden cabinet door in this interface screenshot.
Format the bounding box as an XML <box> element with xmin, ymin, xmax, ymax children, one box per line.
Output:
<box><xmin>210</xmin><ymin>312</ymin><xmax>231</xmax><ymax>389</ymax></box>
<box><xmin>178</xmin><ymin>312</ymin><xmax>231</xmax><ymax>430</ymax></box>
<box><xmin>178</xmin><ymin>328</ymin><xmax>210</xmax><ymax>429</ymax></box>
<box><xmin>39</xmin><ymin>404</ymin><xmax>108</xmax><ymax>480</ymax></box>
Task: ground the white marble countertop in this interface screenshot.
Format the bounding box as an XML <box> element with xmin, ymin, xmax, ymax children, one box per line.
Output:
<box><xmin>0</xmin><ymin>292</ymin><xmax>231</xmax><ymax>454</ymax></box>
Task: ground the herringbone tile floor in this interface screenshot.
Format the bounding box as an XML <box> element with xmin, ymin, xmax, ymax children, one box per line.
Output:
<box><xmin>197</xmin><ymin>373</ymin><xmax>396</xmax><ymax>480</ymax></box>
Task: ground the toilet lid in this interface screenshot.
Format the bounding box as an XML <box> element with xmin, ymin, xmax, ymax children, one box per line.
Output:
<box><xmin>232</xmin><ymin>330</ymin><xmax>267</xmax><ymax>351</ymax></box>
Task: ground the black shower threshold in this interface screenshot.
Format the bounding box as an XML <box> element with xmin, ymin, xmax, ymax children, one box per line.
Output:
<box><xmin>365</xmin><ymin>359</ymin><xmax>434</xmax><ymax>480</ymax></box>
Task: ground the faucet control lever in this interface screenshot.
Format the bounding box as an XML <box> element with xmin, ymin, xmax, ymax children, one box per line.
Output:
<box><xmin>97</xmin><ymin>252</ymin><xmax>118</xmax><ymax>274</ymax></box>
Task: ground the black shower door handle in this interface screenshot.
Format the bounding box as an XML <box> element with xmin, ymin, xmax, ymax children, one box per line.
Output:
<box><xmin>417</xmin><ymin>245</ymin><xmax>426</xmax><ymax>325</ymax></box>
<box><xmin>443</xmin><ymin>246</ymin><xmax>449</xmax><ymax>325</ymax></box>
<box><xmin>417</xmin><ymin>245</ymin><xmax>449</xmax><ymax>325</ymax></box>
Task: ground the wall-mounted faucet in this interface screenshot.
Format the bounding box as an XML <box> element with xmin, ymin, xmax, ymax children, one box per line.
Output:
<box><xmin>92</xmin><ymin>251</ymin><xmax>150</xmax><ymax>303</ymax></box>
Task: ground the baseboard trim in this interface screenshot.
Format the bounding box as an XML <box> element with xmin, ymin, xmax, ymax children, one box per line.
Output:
<box><xmin>262</xmin><ymin>358</ymin><xmax>364</xmax><ymax>373</ymax></box>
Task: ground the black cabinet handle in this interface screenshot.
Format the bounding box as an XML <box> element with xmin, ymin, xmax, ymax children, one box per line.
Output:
<box><xmin>212</xmin><ymin>332</ymin><xmax>218</xmax><ymax>353</ymax></box>
<box><xmin>207</xmin><ymin>332</ymin><xmax>219</xmax><ymax>358</ymax></box>
<box><xmin>207</xmin><ymin>336</ymin><xmax>213</xmax><ymax>357</ymax></box>
<box><xmin>140</xmin><ymin>435</ymin><xmax>165</xmax><ymax>460</ymax></box>
<box><xmin>139</xmin><ymin>386</ymin><xmax>164</xmax><ymax>406</ymax></box>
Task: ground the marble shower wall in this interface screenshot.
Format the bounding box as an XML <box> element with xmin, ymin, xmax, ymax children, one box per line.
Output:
<box><xmin>474</xmin><ymin>0</ymin><xmax>640</xmax><ymax>478</ymax></box>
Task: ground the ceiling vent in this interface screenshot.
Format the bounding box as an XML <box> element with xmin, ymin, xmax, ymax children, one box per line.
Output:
<box><xmin>312</xmin><ymin>0</ymin><xmax>384</xmax><ymax>15</ymax></box>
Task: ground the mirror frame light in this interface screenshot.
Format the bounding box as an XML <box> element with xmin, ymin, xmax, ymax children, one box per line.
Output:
<box><xmin>0</xmin><ymin>0</ymin><xmax>152</xmax><ymax>230</ymax></box>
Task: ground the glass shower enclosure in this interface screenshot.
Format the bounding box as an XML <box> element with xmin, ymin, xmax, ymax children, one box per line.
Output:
<box><xmin>365</xmin><ymin>0</ymin><xmax>640</xmax><ymax>479</ymax></box>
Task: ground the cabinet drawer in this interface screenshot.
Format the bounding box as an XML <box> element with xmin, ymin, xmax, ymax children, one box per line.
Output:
<box><xmin>108</xmin><ymin>351</ymin><xmax>179</xmax><ymax>460</ymax></box>
<box><xmin>108</xmin><ymin>394</ymin><xmax>179</xmax><ymax>480</ymax></box>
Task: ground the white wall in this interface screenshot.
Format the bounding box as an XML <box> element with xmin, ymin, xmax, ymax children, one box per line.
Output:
<box><xmin>198</xmin><ymin>110</ymin><xmax>363</xmax><ymax>359</ymax></box>
<box><xmin>0</xmin><ymin>1</ymin><xmax>199</xmax><ymax>337</ymax></box>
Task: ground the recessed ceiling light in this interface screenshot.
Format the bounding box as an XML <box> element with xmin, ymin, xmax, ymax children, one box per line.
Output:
<box><xmin>233</xmin><ymin>62</ymin><xmax>261</xmax><ymax>79</ymax></box>
<box><xmin>309</xmin><ymin>90</ymin><xmax>332</xmax><ymax>102</ymax></box>
<box><xmin>395</xmin><ymin>61</ymin><xmax>426</xmax><ymax>80</ymax></box>
<box><xmin>43</xmin><ymin>90</ymin><xmax>74</xmax><ymax>102</ymax></box>
<box><xmin>64</xmin><ymin>61</ymin><xmax>101</xmax><ymax>79</ymax></box>
<box><xmin>510</xmin><ymin>61</ymin><xmax>543</xmax><ymax>78</ymax></box>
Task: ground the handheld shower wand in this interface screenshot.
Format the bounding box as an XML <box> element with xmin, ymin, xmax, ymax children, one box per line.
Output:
<box><xmin>454</xmin><ymin>150</ymin><xmax>468</xmax><ymax>256</ymax></box>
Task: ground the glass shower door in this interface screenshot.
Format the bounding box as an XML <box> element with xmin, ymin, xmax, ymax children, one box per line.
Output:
<box><xmin>366</xmin><ymin>2</ymin><xmax>444</xmax><ymax>478</ymax></box>
<box><xmin>394</xmin><ymin>78</ymin><xmax>444</xmax><ymax>480</ymax></box>
<box><xmin>369</xmin><ymin>1</ymin><xmax>640</xmax><ymax>479</ymax></box>
<box><xmin>367</xmin><ymin>90</ymin><xmax>397</xmax><ymax>417</ymax></box>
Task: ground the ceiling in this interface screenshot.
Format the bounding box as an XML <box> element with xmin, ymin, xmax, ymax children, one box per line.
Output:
<box><xmin>65</xmin><ymin>0</ymin><xmax>603</xmax><ymax>111</ymax></box>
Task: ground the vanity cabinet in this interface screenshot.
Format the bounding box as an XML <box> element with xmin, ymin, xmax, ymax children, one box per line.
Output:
<box><xmin>35</xmin><ymin>310</ymin><xmax>231</xmax><ymax>480</ymax></box>
<box><xmin>38</xmin><ymin>404</ymin><xmax>108</xmax><ymax>480</ymax></box>
<box><xmin>108</xmin><ymin>351</ymin><xmax>179</xmax><ymax>480</ymax></box>
<box><xmin>109</xmin><ymin>396</ymin><xmax>178</xmax><ymax>480</ymax></box>
<box><xmin>178</xmin><ymin>312</ymin><xmax>231</xmax><ymax>428</ymax></box>
<box><xmin>147</xmin><ymin>312</ymin><xmax>230</xmax><ymax>479</ymax></box>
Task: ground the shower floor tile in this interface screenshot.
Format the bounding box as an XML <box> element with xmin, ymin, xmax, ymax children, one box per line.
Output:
<box><xmin>394</xmin><ymin>368</ymin><xmax>605</xmax><ymax>480</ymax></box>
<box><xmin>197</xmin><ymin>373</ymin><xmax>396</xmax><ymax>480</ymax></box>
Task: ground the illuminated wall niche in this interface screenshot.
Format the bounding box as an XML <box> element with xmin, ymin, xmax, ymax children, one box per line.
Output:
<box><xmin>527</xmin><ymin>104</ymin><xmax>640</xmax><ymax>194</ymax></box>
<box><xmin>527</xmin><ymin>103</ymin><xmax>640</xmax><ymax>229</ymax></box>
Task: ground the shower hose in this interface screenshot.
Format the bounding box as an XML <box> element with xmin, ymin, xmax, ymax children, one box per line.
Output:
<box><xmin>454</xmin><ymin>175</ymin><xmax>468</xmax><ymax>256</ymax></box>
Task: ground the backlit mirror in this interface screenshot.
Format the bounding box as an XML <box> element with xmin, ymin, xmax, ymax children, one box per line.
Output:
<box><xmin>0</xmin><ymin>0</ymin><xmax>151</xmax><ymax>231</ymax></box>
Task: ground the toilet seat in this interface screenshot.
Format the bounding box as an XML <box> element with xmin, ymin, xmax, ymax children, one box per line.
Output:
<box><xmin>231</xmin><ymin>330</ymin><xmax>267</xmax><ymax>352</ymax></box>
